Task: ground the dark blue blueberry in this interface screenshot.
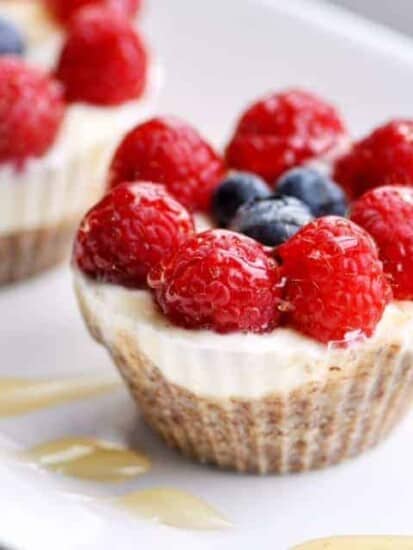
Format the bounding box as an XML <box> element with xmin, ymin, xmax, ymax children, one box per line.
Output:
<box><xmin>212</xmin><ymin>171</ymin><xmax>271</xmax><ymax>226</ymax></box>
<box><xmin>276</xmin><ymin>167</ymin><xmax>347</xmax><ymax>217</ymax></box>
<box><xmin>229</xmin><ymin>196</ymin><xmax>313</xmax><ymax>246</ymax></box>
<box><xmin>0</xmin><ymin>18</ymin><xmax>25</xmax><ymax>56</ymax></box>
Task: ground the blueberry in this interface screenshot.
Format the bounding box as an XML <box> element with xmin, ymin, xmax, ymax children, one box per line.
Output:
<box><xmin>0</xmin><ymin>18</ymin><xmax>25</xmax><ymax>56</ymax></box>
<box><xmin>212</xmin><ymin>171</ymin><xmax>271</xmax><ymax>226</ymax></box>
<box><xmin>229</xmin><ymin>196</ymin><xmax>313</xmax><ymax>246</ymax></box>
<box><xmin>276</xmin><ymin>167</ymin><xmax>347</xmax><ymax>217</ymax></box>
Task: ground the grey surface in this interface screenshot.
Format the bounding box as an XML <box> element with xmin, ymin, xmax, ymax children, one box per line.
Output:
<box><xmin>328</xmin><ymin>0</ymin><xmax>413</xmax><ymax>36</ymax></box>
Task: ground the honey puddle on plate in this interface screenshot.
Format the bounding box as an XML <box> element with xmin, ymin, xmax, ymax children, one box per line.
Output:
<box><xmin>0</xmin><ymin>377</ymin><xmax>230</xmax><ymax>529</ymax></box>
<box><xmin>115</xmin><ymin>488</ymin><xmax>231</xmax><ymax>530</ymax></box>
<box><xmin>293</xmin><ymin>536</ymin><xmax>413</xmax><ymax>549</ymax></box>
<box><xmin>25</xmin><ymin>437</ymin><xmax>151</xmax><ymax>482</ymax></box>
<box><xmin>0</xmin><ymin>376</ymin><xmax>121</xmax><ymax>417</ymax></box>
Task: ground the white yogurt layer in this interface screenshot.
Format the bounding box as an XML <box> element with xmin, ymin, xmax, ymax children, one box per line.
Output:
<box><xmin>0</xmin><ymin>62</ymin><xmax>162</xmax><ymax>234</ymax></box>
<box><xmin>74</xmin><ymin>269</ymin><xmax>413</xmax><ymax>399</ymax></box>
<box><xmin>0</xmin><ymin>1</ymin><xmax>63</xmax><ymax>69</ymax></box>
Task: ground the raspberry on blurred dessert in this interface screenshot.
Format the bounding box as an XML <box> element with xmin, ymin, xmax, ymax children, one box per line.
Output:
<box><xmin>0</xmin><ymin>0</ymin><xmax>143</xmax><ymax>70</ymax></box>
<box><xmin>0</xmin><ymin>57</ymin><xmax>64</xmax><ymax>164</ymax></box>
<box><xmin>51</xmin><ymin>7</ymin><xmax>161</xmax><ymax>192</ymax></box>
<box><xmin>55</xmin><ymin>6</ymin><xmax>147</xmax><ymax>105</ymax></box>
<box><xmin>45</xmin><ymin>0</ymin><xmax>142</xmax><ymax>26</ymax></box>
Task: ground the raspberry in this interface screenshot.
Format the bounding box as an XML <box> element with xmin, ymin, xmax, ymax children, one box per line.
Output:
<box><xmin>45</xmin><ymin>0</ymin><xmax>141</xmax><ymax>25</ymax></box>
<box><xmin>74</xmin><ymin>182</ymin><xmax>194</xmax><ymax>288</ymax></box>
<box><xmin>225</xmin><ymin>89</ymin><xmax>347</xmax><ymax>183</ymax></box>
<box><xmin>55</xmin><ymin>7</ymin><xmax>147</xmax><ymax>105</ymax></box>
<box><xmin>148</xmin><ymin>229</ymin><xmax>282</xmax><ymax>334</ymax></box>
<box><xmin>108</xmin><ymin>117</ymin><xmax>226</xmax><ymax>212</ymax></box>
<box><xmin>350</xmin><ymin>186</ymin><xmax>413</xmax><ymax>299</ymax></box>
<box><xmin>278</xmin><ymin>216</ymin><xmax>391</xmax><ymax>344</ymax></box>
<box><xmin>0</xmin><ymin>57</ymin><xmax>65</xmax><ymax>164</ymax></box>
<box><xmin>334</xmin><ymin>120</ymin><xmax>413</xmax><ymax>199</ymax></box>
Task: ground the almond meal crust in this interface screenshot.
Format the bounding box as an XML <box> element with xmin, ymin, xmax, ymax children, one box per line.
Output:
<box><xmin>0</xmin><ymin>220</ymin><xmax>77</xmax><ymax>285</ymax></box>
<box><xmin>78</xmin><ymin>290</ymin><xmax>413</xmax><ymax>474</ymax></box>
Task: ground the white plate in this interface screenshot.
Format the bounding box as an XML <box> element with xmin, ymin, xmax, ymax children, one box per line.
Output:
<box><xmin>1</xmin><ymin>1</ymin><xmax>413</xmax><ymax>549</ymax></box>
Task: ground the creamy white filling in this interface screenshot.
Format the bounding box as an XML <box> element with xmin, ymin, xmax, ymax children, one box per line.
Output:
<box><xmin>74</xmin><ymin>269</ymin><xmax>413</xmax><ymax>399</ymax></box>
<box><xmin>0</xmin><ymin>62</ymin><xmax>162</xmax><ymax>234</ymax></box>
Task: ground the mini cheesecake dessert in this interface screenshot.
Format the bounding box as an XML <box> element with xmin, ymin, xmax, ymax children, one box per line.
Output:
<box><xmin>74</xmin><ymin>105</ymin><xmax>413</xmax><ymax>474</ymax></box>
<box><xmin>0</xmin><ymin>6</ymin><xmax>157</xmax><ymax>285</ymax></box>
<box><xmin>0</xmin><ymin>5</ymin><xmax>160</xmax><ymax>284</ymax></box>
<box><xmin>0</xmin><ymin>56</ymin><xmax>72</xmax><ymax>283</ymax></box>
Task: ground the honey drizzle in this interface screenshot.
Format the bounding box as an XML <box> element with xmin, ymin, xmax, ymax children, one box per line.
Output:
<box><xmin>116</xmin><ymin>488</ymin><xmax>231</xmax><ymax>530</ymax></box>
<box><xmin>0</xmin><ymin>376</ymin><xmax>121</xmax><ymax>417</ymax></box>
<box><xmin>293</xmin><ymin>536</ymin><xmax>413</xmax><ymax>549</ymax></box>
<box><xmin>25</xmin><ymin>437</ymin><xmax>151</xmax><ymax>482</ymax></box>
<box><xmin>0</xmin><ymin>379</ymin><xmax>231</xmax><ymax>530</ymax></box>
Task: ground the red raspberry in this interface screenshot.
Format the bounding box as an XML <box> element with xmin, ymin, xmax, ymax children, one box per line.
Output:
<box><xmin>334</xmin><ymin>120</ymin><xmax>413</xmax><ymax>199</ymax></box>
<box><xmin>350</xmin><ymin>186</ymin><xmax>413</xmax><ymax>299</ymax></box>
<box><xmin>45</xmin><ymin>0</ymin><xmax>141</xmax><ymax>25</ymax></box>
<box><xmin>148</xmin><ymin>229</ymin><xmax>282</xmax><ymax>334</ymax></box>
<box><xmin>108</xmin><ymin>117</ymin><xmax>226</xmax><ymax>212</ymax></box>
<box><xmin>278</xmin><ymin>216</ymin><xmax>391</xmax><ymax>344</ymax></box>
<box><xmin>225</xmin><ymin>89</ymin><xmax>347</xmax><ymax>183</ymax></box>
<box><xmin>0</xmin><ymin>57</ymin><xmax>65</xmax><ymax>165</ymax></box>
<box><xmin>74</xmin><ymin>182</ymin><xmax>194</xmax><ymax>288</ymax></box>
<box><xmin>55</xmin><ymin>7</ymin><xmax>147</xmax><ymax>105</ymax></box>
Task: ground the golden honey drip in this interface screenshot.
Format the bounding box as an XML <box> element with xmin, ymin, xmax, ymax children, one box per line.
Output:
<box><xmin>293</xmin><ymin>536</ymin><xmax>413</xmax><ymax>549</ymax></box>
<box><xmin>0</xmin><ymin>376</ymin><xmax>121</xmax><ymax>417</ymax></box>
<box><xmin>116</xmin><ymin>488</ymin><xmax>231</xmax><ymax>530</ymax></box>
<box><xmin>25</xmin><ymin>437</ymin><xmax>151</xmax><ymax>482</ymax></box>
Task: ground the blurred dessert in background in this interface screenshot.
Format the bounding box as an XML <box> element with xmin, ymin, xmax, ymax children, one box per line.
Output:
<box><xmin>0</xmin><ymin>3</ymin><xmax>160</xmax><ymax>285</ymax></box>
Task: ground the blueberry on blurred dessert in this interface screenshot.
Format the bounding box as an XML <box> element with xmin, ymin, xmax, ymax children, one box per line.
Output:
<box><xmin>0</xmin><ymin>18</ymin><xmax>25</xmax><ymax>56</ymax></box>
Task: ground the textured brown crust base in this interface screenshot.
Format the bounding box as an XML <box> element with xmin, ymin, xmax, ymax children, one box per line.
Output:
<box><xmin>77</xmin><ymin>288</ymin><xmax>413</xmax><ymax>474</ymax></box>
<box><xmin>0</xmin><ymin>221</ymin><xmax>77</xmax><ymax>285</ymax></box>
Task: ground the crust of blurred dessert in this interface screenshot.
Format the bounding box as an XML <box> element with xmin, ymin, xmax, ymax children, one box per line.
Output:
<box><xmin>77</xmin><ymin>285</ymin><xmax>413</xmax><ymax>474</ymax></box>
<box><xmin>0</xmin><ymin>219</ymin><xmax>77</xmax><ymax>285</ymax></box>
